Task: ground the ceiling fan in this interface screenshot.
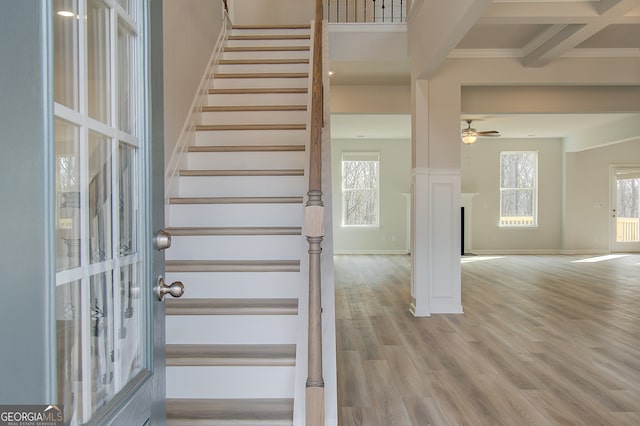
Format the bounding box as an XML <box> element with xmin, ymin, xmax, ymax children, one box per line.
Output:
<box><xmin>461</xmin><ymin>119</ymin><xmax>500</xmax><ymax>144</ymax></box>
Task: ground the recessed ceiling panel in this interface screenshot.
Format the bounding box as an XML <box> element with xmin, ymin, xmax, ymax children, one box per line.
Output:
<box><xmin>576</xmin><ymin>24</ymin><xmax>640</xmax><ymax>48</ymax></box>
<box><xmin>456</xmin><ymin>24</ymin><xmax>547</xmax><ymax>49</ymax></box>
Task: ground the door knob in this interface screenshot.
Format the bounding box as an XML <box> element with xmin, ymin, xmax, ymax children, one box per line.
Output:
<box><xmin>156</xmin><ymin>276</ymin><xmax>184</xmax><ymax>301</ymax></box>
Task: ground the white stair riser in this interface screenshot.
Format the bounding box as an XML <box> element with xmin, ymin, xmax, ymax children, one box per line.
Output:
<box><xmin>199</xmin><ymin>110</ymin><xmax>307</xmax><ymax>125</ymax></box>
<box><xmin>226</xmin><ymin>39</ymin><xmax>310</xmax><ymax>47</ymax></box>
<box><xmin>177</xmin><ymin>176</ymin><xmax>305</xmax><ymax>197</ymax></box>
<box><xmin>216</xmin><ymin>63</ymin><xmax>309</xmax><ymax>74</ymax></box>
<box><xmin>168</xmin><ymin>204</ymin><xmax>304</xmax><ymax>227</ymax></box>
<box><xmin>166</xmin><ymin>235</ymin><xmax>304</xmax><ymax>261</ymax></box>
<box><xmin>230</xmin><ymin>29</ymin><xmax>310</xmax><ymax>36</ymax></box>
<box><xmin>186</xmin><ymin>151</ymin><xmax>306</xmax><ymax>170</ymax></box>
<box><xmin>164</xmin><ymin>271</ymin><xmax>302</xmax><ymax>299</ymax></box>
<box><xmin>222</xmin><ymin>50</ymin><xmax>309</xmax><ymax>60</ymax></box>
<box><xmin>165</xmin><ymin>35</ymin><xmax>309</xmax><ymax>406</ymax></box>
<box><xmin>166</xmin><ymin>315</ymin><xmax>298</xmax><ymax>344</ymax></box>
<box><xmin>206</xmin><ymin>92</ymin><xmax>308</xmax><ymax>106</ymax></box>
<box><xmin>166</xmin><ymin>366</ymin><xmax>295</xmax><ymax>399</ymax></box>
<box><xmin>211</xmin><ymin>77</ymin><xmax>308</xmax><ymax>90</ymax></box>
<box><xmin>195</xmin><ymin>129</ymin><xmax>306</xmax><ymax>145</ymax></box>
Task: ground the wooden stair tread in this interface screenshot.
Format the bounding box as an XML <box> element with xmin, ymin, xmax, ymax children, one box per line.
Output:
<box><xmin>218</xmin><ymin>58</ymin><xmax>309</xmax><ymax>65</ymax></box>
<box><xmin>201</xmin><ymin>105</ymin><xmax>307</xmax><ymax>112</ymax></box>
<box><xmin>208</xmin><ymin>87</ymin><xmax>307</xmax><ymax>94</ymax></box>
<box><xmin>179</xmin><ymin>169</ymin><xmax>304</xmax><ymax>177</ymax></box>
<box><xmin>165</xmin><ymin>226</ymin><xmax>302</xmax><ymax>236</ymax></box>
<box><xmin>166</xmin><ymin>259</ymin><xmax>301</xmax><ymax>273</ymax></box>
<box><xmin>214</xmin><ymin>72</ymin><xmax>308</xmax><ymax>79</ymax></box>
<box><xmin>232</xmin><ymin>24</ymin><xmax>311</xmax><ymax>30</ymax></box>
<box><xmin>169</xmin><ymin>196</ymin><xmax>303</xmax><ymax>204</ymax></box>
<box><xmin>228</xmin><ymin>34</ymin><xmax>310</xmax><ymax>41</ymax></box>
<box><xmin>187</xmin><ymin>145</ymin><xmax>305</xmax><ymax>153</ymax></box>
<box><xmin>195</xmin><ymin>124</ymin><xmax>306</xmax><ymax>131</ymax></box>
<box><xmin>224</xmin><ymin>46</ymin><xmax>309</xmax><ymax>52</ymax></box>
<box><xmin>166</xmin><ymin>344</ymin><xmax>296</xmax><ymax>366</ymax></box>
<box><xmin>166</xmin><ymin>298</ymin><xmax>299</xmax><ymax>315</ymax></box>
<box><xmin>166</xmin><ymin>398</ymin><xmax>293</xmax><ymax>425</ymax></box>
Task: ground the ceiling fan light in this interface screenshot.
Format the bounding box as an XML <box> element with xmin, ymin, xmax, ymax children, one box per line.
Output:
<box><xmin>461</xmin><ymin>130</ymin><xmax>477</xmax><ymax>144</ymax></box>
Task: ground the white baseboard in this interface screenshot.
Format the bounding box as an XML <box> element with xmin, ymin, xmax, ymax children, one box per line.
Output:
<box><xmin>470</xmin><ymin>249</ymin><xmax>562</xmax><ymax>255</ymax></box>
<box><xmin>469</xmin><ymin>249</ymin><xmax>610</xmax><ymax>256</ymax></box>
<box><xmin>333</xmin><ymin>250</ymin><xmax>410</xmax><ymax>255</ymax></box>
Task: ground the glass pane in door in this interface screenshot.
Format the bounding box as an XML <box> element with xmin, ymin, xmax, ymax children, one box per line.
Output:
<box><xmin>616</xmin><ymin>177</ymin><xmax>640</xmax><ymax>242</ymax></box>
<box><xmin>118</xmin><ymin>23</ymin><xmax>136</xmax><ymax>135</ymax></box>
<box><xmin>53</xmin><ymin>0</ymin><xmax>79</xmax><ymax>109</ymax></box>
<box><xmin>55</xmin><ymin>119</ymin><xmax>81</xmax><ymax>271</ymax></box>
<box><xmin>87</xmin><ymin>0</ymin><xmax>111</xmax><ymax>123</ymax></box>
<box><xmin>116</xmin><ymin>263</ymin><xmax>143</xmax><ymax>387</ymax></box>
<box><xmin>118</xmin><ymin>142</ymin><xmax>138</xmax><ymax>256</ymax></box>
<box><xmin>55</xmin><ymin>280</ymin><xmax>83</xmax><ymax>424</ymax></box>
<box><xmin>88</xmin><ymin>131</ymin><xmax>113</xmax><ymax>263</ymax></box>
<box><xmin>89</xmin><ymin>271</ymin><xmax>115</xmax><ymax>414</ymax></box>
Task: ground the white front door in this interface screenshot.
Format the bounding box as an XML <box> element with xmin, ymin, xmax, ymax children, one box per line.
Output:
<box><xmin>610</xmin><ymin>166</ymin><xmax>640</xmax><ymax>252</ymax></box>
<box><xmin>53</xmin><ymin>0</ymin><xmax>168</xmax><ymax>423</ymax></box>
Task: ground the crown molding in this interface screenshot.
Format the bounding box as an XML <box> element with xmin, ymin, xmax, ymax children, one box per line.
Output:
<box><xmin>449</xmin><ymin>47</ymin><xmax>640</xmax><ymax>59</ymax></box>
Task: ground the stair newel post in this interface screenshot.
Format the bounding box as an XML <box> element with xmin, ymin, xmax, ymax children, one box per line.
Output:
<box><xmin>306</xmin><ymin>0</ymin><xmax>325</xmax><ymax>425</ymax></box>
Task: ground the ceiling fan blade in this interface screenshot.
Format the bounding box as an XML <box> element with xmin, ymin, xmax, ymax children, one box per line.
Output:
<box><xmin>477</xmin><ymin>130</ymin><xmax>500</xmax><ymax>136</ymax></box>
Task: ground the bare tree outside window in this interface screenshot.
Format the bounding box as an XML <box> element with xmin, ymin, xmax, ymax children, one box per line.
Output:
<box><xmin>342</xmin><ymin>153</ymin><xmax>379</xmax><ymax>226</ymax></box>
<box><xmin>617</xmin><ymin>178</ymin><xmax>640</xmax><ymax>218</ymax></box>
<box><xmin>616</xmin><ymin>176</ymin><xmax>640</xmax><ymax>242</ymax></box>
<box><xmin>500</xmin><ymin>151</ymin><xmax>537</xmax><ymax>226</ymax></box>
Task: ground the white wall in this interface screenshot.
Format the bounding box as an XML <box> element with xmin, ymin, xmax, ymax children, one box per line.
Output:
<box><xmin>231</xmin><ymin>0</ymin><xmax>313</xmax><ymax>25</ymax></box>
<box><xmin>331</xmin><ymin>138</ymin><xmax>411</xmax><ymax>254</ymax></box>
<box><xmin>461</xmin><ymin>138</ymin><xmax>564</xmax><ymax>253</ymax></box>
<box><xmin>564</xmin><ymin>139</ymin><xmax>640</xmax><ymax>253</ymax></box>
<box><xmin>163</xmin><ymin>0</ymin><xmax>222</xmax><ymax>167</ymax></box>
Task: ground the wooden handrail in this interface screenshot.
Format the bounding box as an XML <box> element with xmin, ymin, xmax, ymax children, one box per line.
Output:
<box><xmin>305</xmin><ymin>0</ymin><xmax>325</xmax><ymax>425</ymax></box>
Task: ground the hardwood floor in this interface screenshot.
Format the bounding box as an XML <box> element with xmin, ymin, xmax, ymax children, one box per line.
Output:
<box><xmin>335</xmin><ymin>254</ymin><xmax>640</xmax><ymax>425</ymax></box>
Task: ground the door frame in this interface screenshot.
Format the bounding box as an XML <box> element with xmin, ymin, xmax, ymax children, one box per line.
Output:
<box><xmin>609</xmin><ymin>164</ymin><xmax>640</xmax><ymax>253</ymax></box>
<box><xmin>0</xmin><ymin>0</ymin><xmax>165</xmax><ymax>422</ymax></box>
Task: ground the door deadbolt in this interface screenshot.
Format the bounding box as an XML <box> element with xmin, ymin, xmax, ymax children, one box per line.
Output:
<box><xmin>154</xmin><ymin>230</ymin><xmax>172</xmax><ymax>251</ymax></box>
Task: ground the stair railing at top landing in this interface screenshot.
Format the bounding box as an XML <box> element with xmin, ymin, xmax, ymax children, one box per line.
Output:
<box><xmin>325</xmin><ymin>0</ymin><xmax>409</xmax><ymax>23</ymax></box>
<box><xmin>306</xmin><ymin>0</ymin><xmax>326</xmax><ymax>425</ymax></box>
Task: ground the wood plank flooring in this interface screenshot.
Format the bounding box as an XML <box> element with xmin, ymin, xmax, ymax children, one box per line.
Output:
<box><xmin>335</xmin><ymin>254</ymin><xmax>640</xmax><ymax>425</ymax></box>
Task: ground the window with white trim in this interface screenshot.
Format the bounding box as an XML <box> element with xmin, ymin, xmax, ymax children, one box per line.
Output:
<box><xmin>500</xmin><ymin>151</ymin><xmax>538</xmax><ymax>227</ymax></box>
<box><xmin>342</xmin><ymin>152</ymin><xmax>379</xmax><ymax>226</ymax></box>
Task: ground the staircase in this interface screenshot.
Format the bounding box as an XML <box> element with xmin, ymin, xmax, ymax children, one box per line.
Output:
<box><xmin>165</xmin><ymin>24</ymin><xmax>312</xmax><ymax>425</ymax></box>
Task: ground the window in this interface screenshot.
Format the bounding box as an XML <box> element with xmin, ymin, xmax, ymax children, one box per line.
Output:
<box><xmin>500</xmin><ymin>151</ymin><xmax>537</xmax><ymax>227</ymax></box>
<box><xmin>342</xmin><ymin>152</ymin><xmax>379</xmax><ymax>226</ymax></box>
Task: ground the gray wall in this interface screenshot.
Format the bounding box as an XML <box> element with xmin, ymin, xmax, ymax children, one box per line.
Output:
<box><xmin>331</xmin><ymin>138</ymin><xmax>411</xmax><ymax>254</ymax></box>
<box><xmin>564</xmin><ymin>139</ymin><xmax>640</xmax><ymax>252</ymax></box>
<box><xmin>461</xmin><ymin>137</ymin><xmax>640</xmax><ymax>254</ymax></box>
<box><xmin>461</xmin><ymin>138</ymin><xmax>564</xmax><ymax>253</ymax></box>
<box><xmin>163</xmin><ymin>0</ymin><xmax>222</xmax><ymax>166</ymax></box>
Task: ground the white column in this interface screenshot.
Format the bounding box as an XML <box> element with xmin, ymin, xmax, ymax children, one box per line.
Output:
<box><xmin>410</xmin><ymin>169</ymin><xmax>431</xmax><ymax>316</ymax></box>
<box><xmin>430</xmin><ymin>169</ymin><xmax>463</xmax><ymax>314</ymax></box>
<box><xmin>410</xmin><ymin>75</ymin><xmax>463</xmax><ymax>316</ymax></box>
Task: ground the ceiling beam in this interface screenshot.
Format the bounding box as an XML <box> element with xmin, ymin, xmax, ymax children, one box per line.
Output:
<box><xmin>409</xmin><ymin>0</ymin><xmax>493</xmax><ymax>78</ymax></box>
<box><xmin>523</xmin><ymin>0</ymin><xmax>640</xmax><ymax>66</ymax></box>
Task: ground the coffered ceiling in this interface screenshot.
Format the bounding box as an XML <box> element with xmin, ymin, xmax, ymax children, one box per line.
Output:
<box><xmin>454</xmin><ymin>0</ymin><xmax>640</xmax><ymax>66</ymax></box>
<box><xmin>328</xmin><ymin>0</ymin><xmax>640</xmax><ymax>140</ymax></box>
